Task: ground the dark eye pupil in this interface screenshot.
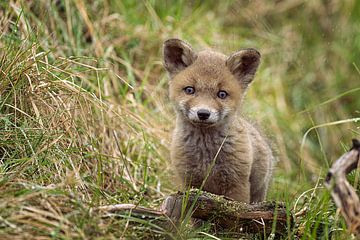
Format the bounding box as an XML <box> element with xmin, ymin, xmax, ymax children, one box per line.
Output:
<box><xmin>218</xmin><ymin>91</ymin><xmax>227</xmax><ymax>99</ymax></box>
<box><xmin>184</xmin><ymin>87</ymin><xmax>194</xmax><ymax>94</ymax></box>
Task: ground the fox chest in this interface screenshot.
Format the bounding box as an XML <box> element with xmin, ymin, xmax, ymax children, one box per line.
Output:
<box><xmin>175</xmin><ymin>131</ymin><xmax>239</xmax><ymax>190</ymax></box>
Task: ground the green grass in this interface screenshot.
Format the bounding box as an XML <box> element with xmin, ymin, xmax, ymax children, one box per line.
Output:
<box><xmin>0</xmin><ymin>0</ymin><xmax>359</xmax><ymax>239</ymax></box>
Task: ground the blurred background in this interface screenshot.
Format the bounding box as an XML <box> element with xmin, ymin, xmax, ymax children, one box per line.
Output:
<box><xmin>0</xmin><ymin>0</ymin><xmax>359</xmax><ymax>238</ymax></box>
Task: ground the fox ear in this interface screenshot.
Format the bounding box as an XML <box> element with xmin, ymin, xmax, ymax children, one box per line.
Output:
<box><xmin>226</xmin><ymin>48</ymin><xmax>261</xmax><ymax>87</ymax></box>
<box><xmin>163</xmin><ymin>39</ymin><xmax>197</xmax><ymax>76</ymax></box>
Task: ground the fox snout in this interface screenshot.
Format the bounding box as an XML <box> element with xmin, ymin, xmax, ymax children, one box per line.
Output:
<box><xmin>187</xmin><ymin>106</ymin><xmax>219</xmax><ymax>125</ymax></box>
<box><xmin>197</xmin><ymin>109</ymin><xmax>210</xmax><ymax>120</ymax></box>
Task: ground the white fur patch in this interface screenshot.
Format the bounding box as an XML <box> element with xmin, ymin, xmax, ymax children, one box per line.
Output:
<box><xmin>188</xmin><ymin>106</ymin><xmax>219</xmax><ymax>123</ymax></box>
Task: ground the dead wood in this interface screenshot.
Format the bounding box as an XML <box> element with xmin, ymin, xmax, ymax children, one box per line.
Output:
<box><xmin>97</xmin><ymin>203</ymin><xmax>164</xmax><ymax>218</ymax></box>
<box><xmin>160</xmin><ymin>190</ymin><xmax>292</xmax><ymax>235</ymax></box>
<box><xmin>97</xmin><ymin>190</ymin><xmax>293</xmax><ymax>236</ymax></box>
<box><xmin>325</xmin><ymin>139</ymin><xmax>360</xmax><ymax>235</ymax></box>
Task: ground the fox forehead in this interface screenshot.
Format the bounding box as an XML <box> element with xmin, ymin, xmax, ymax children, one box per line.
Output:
<box><xmin>171</xmin><ymin>50</ymin><xmax>241</xmax><ymax>92</ymax></box>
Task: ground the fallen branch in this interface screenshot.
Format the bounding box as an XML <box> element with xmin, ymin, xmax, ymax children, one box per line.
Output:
<box><xmin>160</xmin><ymin>190</ymin><xmax>291</xmax><ymax>235</ymax></box>
<box><xmin>97</xmin><ymin>190</ymin><xmax>293</xmax><ymax>236</ymax></box>
<box><xmin>97</xmin><ymin>203</ymin><xmax>164</xmax><ymax>218</ymax></box>
<box><xmin>325</xmin><ymin>139</ymin><xmax>360</xmax><ymax>235</ymax></box>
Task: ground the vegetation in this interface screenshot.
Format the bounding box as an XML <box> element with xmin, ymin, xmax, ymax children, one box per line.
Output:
<box><xmin>0</xmin><ymin>0</ymin><xmax>359</xmax><ymax>239</ymax></box>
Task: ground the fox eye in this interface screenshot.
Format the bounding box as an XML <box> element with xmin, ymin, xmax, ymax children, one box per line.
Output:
<box><xmin>184</xmin><ymin>86</ymin><xmax>195</xmax><ymax>95</ymax></box>
<box><xmin>217</xmin><ymin>90</ymin><xmax>228</xmax><ymax>99</ymax></box>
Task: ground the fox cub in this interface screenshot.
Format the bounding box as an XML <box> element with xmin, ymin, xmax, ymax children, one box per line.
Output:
<box><xmin>163</xmin><ymin>39</ymin><xmax>273</xmax><ymax>203</ymax></box>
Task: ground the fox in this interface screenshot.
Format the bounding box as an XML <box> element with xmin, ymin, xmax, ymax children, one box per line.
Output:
<box><xmin>163</xmin><ymin>38</ymin><xmax>273</xmax><ymax>203</ymax></box>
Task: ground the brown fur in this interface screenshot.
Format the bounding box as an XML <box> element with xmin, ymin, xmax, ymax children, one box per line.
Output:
<box><xmin>163</xmin><ymin>39</ymin><xmax>273</xmax><ymax>203</ymax></box>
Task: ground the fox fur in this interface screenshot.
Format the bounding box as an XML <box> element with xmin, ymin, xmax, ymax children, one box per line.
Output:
<box><xmin>163</xmin><ymin>38</ymin><xmax>273</xmax><ymax>203</ymax></box>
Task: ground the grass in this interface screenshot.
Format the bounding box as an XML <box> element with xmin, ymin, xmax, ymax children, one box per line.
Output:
<box><xmin>0</xmin><ymin>0</ymin><xmax>359</xmax><ymax>239</ymax></box>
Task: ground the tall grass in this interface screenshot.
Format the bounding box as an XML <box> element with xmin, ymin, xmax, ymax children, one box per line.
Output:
<box><xmin>0</xmin><ymin>0</ymin><xmax>359</xmax><ymax>239</ymax></box>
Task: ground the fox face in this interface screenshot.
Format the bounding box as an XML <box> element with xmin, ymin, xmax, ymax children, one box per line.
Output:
<box><xmin>163</xmin><ymin>39</ymin><xmax>261</xmax><ymax>127</ymax></box>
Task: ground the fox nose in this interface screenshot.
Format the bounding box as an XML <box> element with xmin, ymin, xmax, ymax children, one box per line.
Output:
<box><xmin>197</xmin><ymin>109</ymin><xmax>211</xmax><ymax>120</ymax></box>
